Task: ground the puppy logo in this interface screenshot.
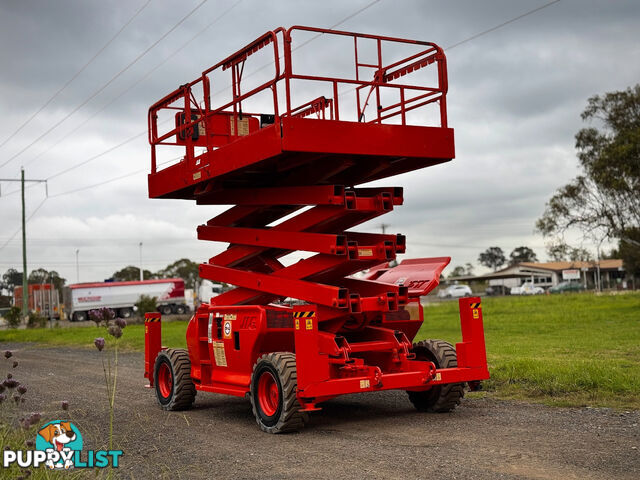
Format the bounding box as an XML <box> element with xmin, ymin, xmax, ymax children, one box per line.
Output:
<box><xmin>36</xmin><ymin>420</ymin><xmax>82</xmax><ymax>469</ymax></box>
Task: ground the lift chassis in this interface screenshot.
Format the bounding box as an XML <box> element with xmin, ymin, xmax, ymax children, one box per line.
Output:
<box><xmin>144</xmin><ymin>26</ymin><xmax>489</xmax><ymax>433</ymax></box>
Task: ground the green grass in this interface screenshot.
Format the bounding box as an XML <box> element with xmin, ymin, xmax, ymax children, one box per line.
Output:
<box><xmin>0</xmin><ymin>321</ymin><xmax>189</xmax><ymax>352</ymax></box>
<box><xmin>2</xmin><ymin>292</ymin><xmax>639</xmax><ymax>409</ymax></box>
<box><xmin>416</xmin><ymin>292</ymin><xmax>640</xmax><ymax>409</ymax></box>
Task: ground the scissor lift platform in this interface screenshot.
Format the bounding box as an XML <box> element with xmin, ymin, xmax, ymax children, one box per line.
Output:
<box><xmin>149</xmin><ymin>117</ymin><xmax>454</xmax><ymax>199</ymax></box>
<box><xmin>145</xmin><ymin>26</ymin><xmax>488</xmax><ymax>433</ymax></box>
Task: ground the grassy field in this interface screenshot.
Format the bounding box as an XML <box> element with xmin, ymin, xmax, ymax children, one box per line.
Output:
<box><xmin>1</xmin><ymin>292</ymin><xmax>639</xmax><ymax>409</ymax></box>
<box><xmin>417</xmin><ymin>292</ymin><xmax>640</xmax><ymax>409</ymax></box>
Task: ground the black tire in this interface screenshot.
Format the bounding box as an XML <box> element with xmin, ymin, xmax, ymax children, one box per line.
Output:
<box><xmin>159</xmin><ymin>305</ymin><xmax>173</xmax><ymax>316</ymax></box>
<box><xmin>73</xmin><ymin>311</ymin><xmax>87</xmax><ymax>322</ymax></box>
<box><xmin>407</xmin><ymin>339</ymin><xmax>465</xmax><ymax>413</ymax></box>
<box><xmin>154</xmin><ymin>349</ymin><xmax>196</xmax><ymax>411</ymax></box>
<box><xmin>175</xmin><ymin>304</ymin><xmax>187</xmax><ymax>315</ymax></box>
<box><xmin>118</xmin><ymin>308</ymin><xmax>133</xmax><ymax>319</ymax></box>
<box><xmin>250</xmin><ymin>352</ymin><xmax>307</xmax><ymax>433</ymax></box>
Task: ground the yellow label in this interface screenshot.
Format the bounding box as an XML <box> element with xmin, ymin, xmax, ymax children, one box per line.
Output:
<box><xmin>472</xmin><ymin>308</ymin><xmax>479</xmax><ymax>319</ymax></box>
<box><xmin>435</xmin><ymin>373</ymin><xmax>442</xmax><ymax>381</ymax></box>
<box><xmin>213</xmin><ymin>341</ymin><xmax>227</xmax><ymax>367</ymax></box>
<box><xmin>193</xmin><ymin>171</ymin><xmax>202</xmax><ymax>181</ymax></box>
<box><xmin>358</xmin><ymin>248</ymin><xmax>374</xmax><ymax>257</ymax></box>
<box><xmin>145</xmin><ymin>326</ymin><xmax>148</xmax><ymax>334</ymax></box>
<box><xmin>295</xmin><ymin>318</ymin><xmax>300</xmax><ymax>330</ymax></box>
<box><xmin>359</xmin><ymin>379</ymin><xmax>370</xmax><ymax>389</ymax></box>
<box><xmin>229</xmin><ymin>117</ymin><xmax>250</xmax><ymax>136</ymax></box>
<box><xmin>305</xmin><ymin>318</ymin><xmax>313</xmax><ymax>330</ymax></box>
<box><xmin>224</xmin><ymin>313</ymin><xmax>236</xmax><ymax>321</ymax></box>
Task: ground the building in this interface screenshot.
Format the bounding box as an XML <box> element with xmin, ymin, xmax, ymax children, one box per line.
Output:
<box><xmin>449</xmin><ymin>259</ymin><xmax>628</xmax><ymax>292</ymax></box>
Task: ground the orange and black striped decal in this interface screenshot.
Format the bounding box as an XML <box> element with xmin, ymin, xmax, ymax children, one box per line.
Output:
<box><xmin>469</xmin><ymin>302</ymin><xmax>481</xmax><ymax>309</ymax></box>
<box><xmin>293</xmin><ymin>311</ymin><xmax>316</xmax><ymax>318</ymax></box>
<box><xmin>145</xmin><ymin>317</ymin><xmax>161</xmax><ymax>322</ymax></box>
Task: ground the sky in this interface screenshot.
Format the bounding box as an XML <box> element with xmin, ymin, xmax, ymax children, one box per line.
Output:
<box><xmin>0</xmin><ymin>0</ymin><xmax>639</xmax><ymax>284</ymax></box>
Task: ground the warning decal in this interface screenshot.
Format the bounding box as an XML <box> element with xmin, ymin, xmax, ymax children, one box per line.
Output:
<box><xmin>213</xmin><ymin>341</ymin><xmax>227</xmax><ymax>367</ymax></box>
<box><xmin>293</xmin><ymin>311</ymin><xmax>316</xmax><ymax>318</ymax></box>
<box><xmin>223</xmin><ymin>320</ymin><xmax>232</xmax><ymax>339</ymax></box>
<box><xmin>469</xmin><ymin>302</ymin><xmax>481</xmax><ymax>309</ymax></box>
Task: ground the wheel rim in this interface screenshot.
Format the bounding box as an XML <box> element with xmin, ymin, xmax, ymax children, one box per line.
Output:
<box><xmin>157</xmin><ymin>362</ymin><xmax>173</xmax><ymax>399</ymax></box>
<box><xmin>257</xmin><ymin>371</ymin><xmax>280</xmax><ymax>417</ymax></box>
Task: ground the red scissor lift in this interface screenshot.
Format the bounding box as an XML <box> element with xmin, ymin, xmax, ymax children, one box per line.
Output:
<box><xmin>145</xmin><ymin>26</ymin><xmax>489</xmax><ymax>433</ymax></box>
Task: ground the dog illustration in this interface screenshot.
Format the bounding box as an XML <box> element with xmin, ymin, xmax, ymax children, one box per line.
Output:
<box><xmin>38</xmin><ymin>422</ymin><xmax>76</xmax><ymax>469</ymax></box>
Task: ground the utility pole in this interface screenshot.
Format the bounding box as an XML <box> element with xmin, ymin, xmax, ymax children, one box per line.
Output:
<box><xmin>0</xmin><ymin>169</ymin><xmax>47</xmax><ymax>318</ymax></box>
<box><xmin>139</xmin><ymin>242</ymin><xmax>144</xmax><ymax>281</ymax></box>
<box><xmin>379</xmin><ymin>223</ymin><xmax>390</xmax><ymax>234</ymax></box>
<box><xmin>75</xmin><ymin>249</ymin><xmax>80</xmax><ymax>283</ymax></box>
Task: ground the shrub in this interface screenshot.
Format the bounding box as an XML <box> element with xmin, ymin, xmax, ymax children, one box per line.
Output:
<box><xmin>26</xmin><ymin>311</ymin><xmax>46</xmax><ymax>329</ymax></box>
<box><xmin>135</xmin><ymin>294</ymin><xmax>157</xmax><ymax>317</ymax></box>
<box><xmin>5</xmin><ymin>306</ymin><xmax>22</xmax><ymax>328</ymax></box>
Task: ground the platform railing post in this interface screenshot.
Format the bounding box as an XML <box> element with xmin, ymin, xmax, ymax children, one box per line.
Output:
<box><xmin>456</xmin><ymin>297</ymin><xmax>488</xmax><ymax>370</ymax></box>
<box><xmin>144</xmin><ymin>312</ymin><xmax>162</xmax><ymax>387</ymax></box>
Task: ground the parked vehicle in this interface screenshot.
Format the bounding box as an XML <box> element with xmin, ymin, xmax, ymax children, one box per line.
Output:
<box><xmin>197</xmin><ymin>280</ymin><xmax>224</xmax><ymax>304</ymax></box>
<box><xmin>510</xmin><ymin>282</ymin><xmax>544</xmax><ymax>295</ymax></box>
<box><xmin>549</xmin><ymin>281</ymin><xmax>585</xmax><ymax>294</ymax></box>
<box><xmin>64</xmin><ymin>279</ymin><xmax>188</xmax><ymax>322</ymax></box>
<box><xmin>13</xmin><ymin>284</ymin><xmax>61</xmax><ymax>319</ymax></box>
<box><xmin>485</xmin><ymin>285</ymin><xmax>510</xmax><ymax>296</ymax></box>
<box><xmin>438</xmin><ymin>284</ymin><xmax>473</xmax><ymax>298</ymax></box>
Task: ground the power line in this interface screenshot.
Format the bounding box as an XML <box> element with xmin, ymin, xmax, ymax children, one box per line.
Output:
<box><xmin>0</xmin><ymin>197</ymin><xmax>48</xmax><ymax>251</ymax></box>
<box><xmin>48</xmin><ymin>155</ymin><xmax>181</xmax><ymax>198</ymax></box>
<box><xmin>0</xmin><ymin>1</ymin><xmax>152</xmax><ymax>152</ymax></box>
<box><xmin>47</xmin><ymin>130</ymin><xmax>146</xmax><ymax>180</ymax></box>
<box><xmin>0</xmin><ymin>0</ymin><xmax>208</xmax><ymax>170</ymax></box>
<box><xmin>13</xmin><ymin>0</ymin><xmax>370</xmax><ymax>189</ymax></box>
<box><xmin>210</xmin><ymin>0</ymin><xmax>383</xmax><ymax>100</ymax></box>
<box><xmin>22</xmin><ymin>0</ymin><xmax>243</xmax><ymax>172</ymax></box>
<box><xmin>445</xmin><ymin>0</ymin><xmax>562</xmax><ymax>50</ymax></box>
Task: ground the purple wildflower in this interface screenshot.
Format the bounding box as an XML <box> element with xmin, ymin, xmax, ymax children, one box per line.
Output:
<box><xmin>94</xmin><ymin>337</ymin><xmax>105</xmax><ymax>351</ymax></box>
<box><xmin>61</xmin><ymin>400</ymin><xmax>69</xmax><ymax>411</ymax></box>
<box><xmin>114</xmin><ymin>317</ymin><xmax>127</xmax><ymax>329</ymax></box>
<box><xmin>3</xmin><ymin>378</ymin><xmax>19</xmax><ymax>389</ymax></box>
<box><xmin>108</xmin><ymin>325</ymin><xmax>122</xmax><ymax>339</ymax></box>
<box><xmin>17</xmin><ymin>385</ymin><xmax>27</xmax><ymax>395</ymax></box>
<box><xmin>4</xmin><ymin>350</ymin><xmax>13</xmax><ymax>359</ymax></box>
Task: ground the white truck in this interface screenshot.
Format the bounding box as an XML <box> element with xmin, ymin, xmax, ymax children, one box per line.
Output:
<box><xmin>64</xmin><ymin>278</ymin><xmax>189</xmax><ymax>322</ymax></box>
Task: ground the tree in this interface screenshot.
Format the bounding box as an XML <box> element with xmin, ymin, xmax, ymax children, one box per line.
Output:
<box><xmin>155</xmin><ymin>258</ymin><xmax>199</xmax><ymax>289</ymax></box>
<box><xmin>545</xmin><ymin>241</ymin><xmax>593</xmax><ymax>263</ymax></box>
<box><xmin>509</xmin><ymin>246</ymin><xmax>538</xmax><ymax>265</ymax></box>
<box><xmin>464</xmin><ymin>263</ymin><xmax>474</xmax><ymax>275</ymax></box>
<box><xmin>25</xmin><ymin>268</ymin><xmax>66</xmax><ymax>301</ymax></box>
<box><xmin>569</xmin><ymin>247</ymin><xmax>593</xmax><ymax>262</ymax></box>
<box><xmin>112</xmin><ymin>266</ymin><xmax>153</xmax><ymax>282</ymax></box>
<box><xmin>448</xmin><ymin>266</ymin><xmax>466</xmax><ymax>278</ymax></box>
<box><xmin>546</xmin><ymin>241</ymin><xmax>571</xmax><ymax>261</ymax></box>
<box><xmin>537</xmin><ymin>85</ymin><xmax>640</xmax><ymax>252</ymax></box>
<box><xmin>2</xmin><ymin>268</ymin><xmax>23</xmax><ymax>293</ymax></box>
<box><xmin>478</xmin><ymin>247</ymin><xmax>506</xmax><ymax>271</ymax></box>
<box><xmin>618</xmin><ymin>228</ymin><xmax>640</xmax><ymax>279</ymax></box>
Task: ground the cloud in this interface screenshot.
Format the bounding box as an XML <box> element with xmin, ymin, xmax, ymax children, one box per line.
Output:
<box><xmin>1</xmin><ymin>0</ymin><xmax>636</xmax><ymax>283</ymax></box>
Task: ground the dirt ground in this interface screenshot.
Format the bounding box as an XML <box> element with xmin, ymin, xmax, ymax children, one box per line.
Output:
<box><xmin>3</xmin><ymin>343</ymin><xmax>639</xmax><ymax>479</ymax></box>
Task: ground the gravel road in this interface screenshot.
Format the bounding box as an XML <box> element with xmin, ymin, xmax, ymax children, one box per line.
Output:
<box><xmin>3</xmin><ymin>343</ymin><xmax>639</xmax><ymax>479</ymax></box>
